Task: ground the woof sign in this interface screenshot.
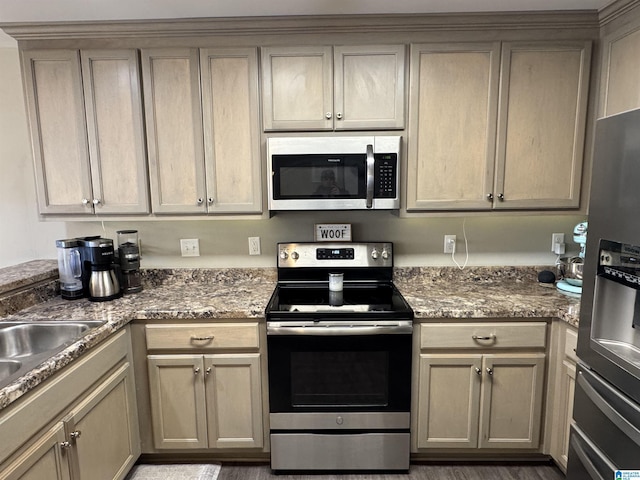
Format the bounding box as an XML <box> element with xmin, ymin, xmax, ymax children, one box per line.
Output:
<box><xmin>315</xmin><ymin>224</ymin><xmax>352</xmax><ymax>242</ymax></box>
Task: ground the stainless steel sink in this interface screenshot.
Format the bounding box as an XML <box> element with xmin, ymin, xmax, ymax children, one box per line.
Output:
<box><xmin>0</xmin><ymin>320</ymin><xmax>106</xmax><ymax>388</ymax></box>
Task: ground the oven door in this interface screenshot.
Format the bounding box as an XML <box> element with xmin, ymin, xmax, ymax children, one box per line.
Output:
<box><xmin>267</xmin><ymin>330</ymin><xmax>411</xmax><ymax>415</ymax></box>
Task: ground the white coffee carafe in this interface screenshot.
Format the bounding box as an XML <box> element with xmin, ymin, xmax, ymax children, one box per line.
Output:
<box><xmin>55</xmin><ymin>239</ymin><xmax>84</xmax><ymax>300</ymax></box>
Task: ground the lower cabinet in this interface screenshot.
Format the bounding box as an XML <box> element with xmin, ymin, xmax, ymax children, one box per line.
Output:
<box><xmin>413</xmin><ymin>321</ymin><xmax>547</xmax><ymax>451</ymax></box>
<box><xmin>0</xmin><ymin>328</ymin><xmax>140</xmax><ymax>480</ymax></box>
<box><xmin>549</xmin><ymin>323</ymin><xmax>578</xmax><ymax>472</ymax></box>
<box><xmin>143</xmin><ymin>322</ymin><xmax>265</xmax><ymax>451</ymax></box>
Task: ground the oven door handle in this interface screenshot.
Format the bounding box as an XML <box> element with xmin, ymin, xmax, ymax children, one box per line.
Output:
<box><xmin>267</xmin><ymin>324</ymin><xmax>413</xmax><ymax>335</ymax></box>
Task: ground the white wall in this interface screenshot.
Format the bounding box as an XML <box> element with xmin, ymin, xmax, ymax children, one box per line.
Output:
<box><xmin>0</xmin><ymin>42</ymin><xmax>586</xmax><ymax>270</ymax></box>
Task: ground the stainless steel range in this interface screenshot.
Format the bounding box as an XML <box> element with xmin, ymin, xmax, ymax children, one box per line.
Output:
<box><xmin>265</xmin><ymin>242</ymin><xmax>413</xmax><ymax>473</ymax></box>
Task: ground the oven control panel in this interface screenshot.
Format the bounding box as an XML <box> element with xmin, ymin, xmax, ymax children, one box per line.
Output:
<box><xmin>277</xmin><ymin>242</ymin><xmax>393</xmax><ymax>268</ymax></box>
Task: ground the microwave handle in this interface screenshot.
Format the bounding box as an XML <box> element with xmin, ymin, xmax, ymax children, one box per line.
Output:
<box><xmin>366</xmin><ymin>144</ymin><xmax>374</xmax><ymax>209</ymax></box>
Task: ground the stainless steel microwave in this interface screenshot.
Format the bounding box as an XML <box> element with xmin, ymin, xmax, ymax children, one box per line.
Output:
<box><xmin>267</xmin><ymin>136</ymin><xmax>401</xmax><ymax>211</ymax></box>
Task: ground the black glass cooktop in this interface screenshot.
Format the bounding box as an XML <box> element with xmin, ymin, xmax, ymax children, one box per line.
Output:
<box><xmin>266</xmin><ymin>283</ymin><xmax>413</xmax><ymax>319</ymax></box>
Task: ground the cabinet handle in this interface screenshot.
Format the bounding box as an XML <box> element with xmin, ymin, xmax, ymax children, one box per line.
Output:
<box><xmin>486</xmin><ymin>193</ymin><xmax>493</xmax><ymax>201</ymax></box>
<box><xmin>191</xmin><ymin>335</ymin><xmax>214</xmax><ymax>341</ymax></box>
<box><xmin>208</xmin><ymin>198</ymin><xmax>214</xmax><ymax>205</ymax></box>
<box><xmin>197</xmin><ymin>198</ymin><xmax>204</xmax><ymax>205</ymax></box>
<box><xmin>472</xmin><ymin>334</ymin><xmax>496</xmax><ymax>341</ymax></box>
<box><xmin>70</xmin><ymin>430</ymin><xmax>81</xmax><ymax>441</ymax></box>
<box><xmin>206</xmin><ymin>367</ymin><xmax>212</xmax><ymax>376</ymax></box>
<box><xmin>81</xmin><ymin>198</ymin><xmax>90</xmax><ymax>205</ymax></box>
<box><xmin>60</xmin><ymin>441</ymin><xmax>72</xmax><ymax>450</ymax></box>
<box><xmin>92</xmin><ymin>198</ymin><xmax>101</xmax><ymax>205</ymax></box>
<box><xmin>498</xmin><ymin>193</ymin><xmax>505</xmax><ymax>201</ymax></box>
<box><xmin>194</xmin><ymin>367</ymin><xmax>201</xmax><ymax>375</ymax></box>
<box><xmin>336</xmin><ymin>112</ymin><xmax>343</xmax><ymax>120</ymax></box>
<box><xmin>475</xmin><ymin>367</ymin><xmax>482</xmax><ymax>376</ymax></box>
<box><xmin>486</xmin><ymin>367</ymin><xmax>494</xmax><ymax>376</ymax></box>
<box><xmin>325</xmin><ymin>112</ymin><xmax>332</xmax><ymax>119</ymax></box>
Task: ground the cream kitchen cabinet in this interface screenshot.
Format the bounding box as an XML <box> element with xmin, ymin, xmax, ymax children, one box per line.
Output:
<box><xmin>144</xmin><ymin>323</ymin><xmax>264</xmax><ymax>450</ymax></box>
<box><xmin>0</xmin><ymin>328</ymin><xmax>140</xmax><ymax>480</ymax></box>
<box><xmin>599</xmin><ymin>21</ymin><xmax>640</xmax><ymax>117</ymax></box>
<box><xmin>413</xmin><ymin>322</ymin><xmax>547</xmax><ymax>451</ymax></box>
<box><xmin>549</xmin><ymin>323</ymin><xmax>578</xmax><ymax>472</ymax></box>
<box><xmin>22</xmin><ymin>49</ymin><xmax>149</xmax><ymax>215</ymax></box>
<box><xmin>261</xmin><ymin>45</ymin><xmax>405</xmax><ymax>131</ymax></box>
<box><xmin>407</xmin><ymin>41</ymin><xmax>591</xmax><ymax>211</ymax></box>
<box><xmin>141</xmin><ymin>48</ymin><xmax>262</xmax><ymax>214</ymax></box>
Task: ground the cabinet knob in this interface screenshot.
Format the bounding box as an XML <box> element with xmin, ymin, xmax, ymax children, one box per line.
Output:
<box><xmin>197</xmin><ymin>198</ymin><xmax>204</xmax><ymax>205</ymax></box>
<box><xmin>82</xmin><ymin>198</ymin><xmax>90</xmax><ymax>206</ymax></box>
<box><xmin>486</xmin><ymin>193</ymin><xmax>493</xmax><ymax>201</ymax></box>
<box><xmin>206</xmin><ymin>367</ymin><xmax>212</xmax><ymax>376</ymax></box>
<box><xmin>336</xmin><ymin>112</ymin><xmax>343</xmax><ymax>120</ymax></box>
<box><xmin>208</xmin><ymin>198</ymin><xmax>214</xmax><ymax>205</ymax></box>
<box><xmin>70</xmin><ymin>430</ymin><xmax>81</xmax><ymax>441</ymax></box>
<box><xmin>475</xmin><ymin>367</ymin><xmax>482</xmax><ymax>376</ymax></box>
<box><xmin>325</xmin><ymin>112</ymin><xmax>332</xmax><ymax>119</ymax></box>
<box><xmin>92</xmin><ymin>198</ymin><xmax>101</xmax><ymax>205</ymax></box>
<box><xmin>194</xmin><ymin>367</ymin><xmax>201</xmax><ymax>375</ymax></box>
<box><xmin>498</xmin><ymin>193</ymin><xmax>505</xmax><ymax>201</ymax></box>
<box><xmin>486</xmin><ymin>367</ymin><xmax>494</xmax><ymax>376</ymax></box>
<box><xmin>60</xmin><ymin>441</ymin><xmax>72</xmax><ymax>450</ymax></box>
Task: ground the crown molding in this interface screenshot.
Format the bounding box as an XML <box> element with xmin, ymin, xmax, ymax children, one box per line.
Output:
<box><xmin>0</xmin><ymin>12</ymin><xmax>600</xmax><ymax>41</ymax></box>
<box><xmin>599</xmin><ymin>0</ymin><xmax>640</xmax><ymax>25</ymax></box>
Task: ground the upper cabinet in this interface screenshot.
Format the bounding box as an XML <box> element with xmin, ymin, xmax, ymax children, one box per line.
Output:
<box><xmin>141</xmin><ymin>48</ymin><xmax>262</xmax><ymax>214</ymax></box>
<box><xmin>407</xmin><ymin>40</ymin><xmax>591</xmax><ymax>211</ymax></box>
<box><xmin>261</xmin><ymin>45</ymin><xmax>406</xmax><ymax>131</ymax></box>
<box><xmin>22</xmin><ymin>49</ymin><xmax>149</xmax><ymax>215</ymax></box>
<box><xmin>600</xmin><ymin>23</ymin><xmax>640</xmax><ymax>117</ymax></box>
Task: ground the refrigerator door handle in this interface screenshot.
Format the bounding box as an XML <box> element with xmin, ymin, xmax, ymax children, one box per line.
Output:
<box><xmin>569</xmin><ymin>426</ymin><xmax>616</xmax><ymax>480</ymax></box>
<box><xmin>578</xmin><ymin>369</ymin><xmax>640</xmax><ymax>447</ymax></box>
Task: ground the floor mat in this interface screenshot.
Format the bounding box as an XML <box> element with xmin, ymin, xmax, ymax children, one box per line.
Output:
<box><xmin>126</xmin><ymin>463</ymin><xmax>221</xmax><ymax>480</ymax></box>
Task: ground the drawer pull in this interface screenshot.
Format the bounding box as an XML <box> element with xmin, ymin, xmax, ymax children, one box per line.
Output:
<box><xmin>472</xmin><ymin>334</ymin><xmax>496</xmax><ymax>341</ymax></box>
<box><xmin>191</xmin><ymin>335</ymin><xmax>214</xmax><ymax>341</ymax></box>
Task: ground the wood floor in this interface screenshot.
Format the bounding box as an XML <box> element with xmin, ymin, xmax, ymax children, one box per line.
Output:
<box><xmin>217</xmin><ymin>463</ymin><xmax>565</xmax><ymax>480</ymax></box>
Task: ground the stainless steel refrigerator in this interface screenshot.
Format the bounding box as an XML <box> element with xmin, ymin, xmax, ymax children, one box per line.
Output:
<box><xmin>566</xmin><ymin>108</ymin><xmax>640</xmax><ymax>478</ymax></box>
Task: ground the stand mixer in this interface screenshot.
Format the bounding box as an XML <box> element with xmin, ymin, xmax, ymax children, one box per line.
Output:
<box><xmin>556</xmin><ymin>222</ymin><xmax>588</xmax><ymax>295</ymax></box>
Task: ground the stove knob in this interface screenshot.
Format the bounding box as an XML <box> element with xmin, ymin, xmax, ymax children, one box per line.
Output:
<box><xmin>382</xmin><ymin>249</ymin><xmax>390</xmax><ymax>260</ymax></box>
<box><xmin>279</xmin><ymin>251</ymin><xmax>288</xmax><ymax>260</ymax></box>
<box><xmin>371</xmin><ymin>249</ymin><xmax>380</xmax><ymax>260</ymax></box>
<box><xmin>291</xmin><ymin>251</ymin><xmax>299</xmax><ymax>260</ymax></box>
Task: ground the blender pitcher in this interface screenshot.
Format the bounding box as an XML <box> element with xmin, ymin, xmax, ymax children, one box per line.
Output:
<box><xmin>56</xmin><ymin>239</ymin><xmax>84</xmax><ymax>300</ymax></box>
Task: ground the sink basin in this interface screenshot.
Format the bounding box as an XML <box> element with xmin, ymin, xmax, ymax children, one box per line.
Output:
<box><xmin>0</xmin><ymin>320</ymin><xmax>106</xmax><ymax>388</ymax></box>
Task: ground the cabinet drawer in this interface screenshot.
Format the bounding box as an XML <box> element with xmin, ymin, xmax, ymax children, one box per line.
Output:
<box><xmin>419</xmin><ymin>322</ymin><xmax>547</xmax><ymax>350</ymax></box>
<box><xmin>145</xmin><ymin>323</ymin><xmax>260</xmax><ymax>351</ymax></box>
<box><xmin>564</xmin><ymin>326</ymin><xmax>578</xmax><ymax>363</ymax></box>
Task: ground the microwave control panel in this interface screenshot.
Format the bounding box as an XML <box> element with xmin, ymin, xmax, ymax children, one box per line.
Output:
<box><xmin>374</xmin><ymin>154</ymin><xmax>398</xmax><ymax>198</ymax></box>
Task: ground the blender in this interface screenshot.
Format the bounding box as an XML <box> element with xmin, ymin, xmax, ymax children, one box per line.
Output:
<box><xmin>556</xmin><ymin>222</ymin><xmax>588</xmax><ymax>295</ymax></box>
<box><xmin>55</xmin><ymin>239</ymin><xmax>83</xmax><ymax>300</ymax></box>
<box><xmin>117</xmin><ymin>230</ymin><xmax>143</xmax><ymax>294</ymax></box>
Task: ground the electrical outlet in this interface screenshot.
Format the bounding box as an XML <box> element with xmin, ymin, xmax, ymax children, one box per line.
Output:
<box><xmin>551</xmin><ymin>233</ymin><xmax>565</xmax><ymax>254</ymax></box>
<box><xmin>444</xmin><ymin>235</ymin><xmax>456</xmax><ymax>254</ymax></box>
<box><xmin>248</xmin><ymin>236</ymin><xmax>261</xmax><ymax>256</ymax></box>
<box><xmin>180</xmin><ymin>238</ymin><xmax>200</xmax><ymax>257</ymax></box>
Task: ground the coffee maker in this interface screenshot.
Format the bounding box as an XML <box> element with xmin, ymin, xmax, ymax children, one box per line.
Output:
<box><xmin>116</xmin><ymin>230</ymin><xmax>143</xmax><ymax>294</ymax></box>
<box><xmin>78</xmin><ymin>237</ymin><xmax>122</xmax><ymax>302</ymax></box>
<box><xmin>55</xmin><ymin>239</ymin><xmax>84</xmax><ymax>300</ymax></box>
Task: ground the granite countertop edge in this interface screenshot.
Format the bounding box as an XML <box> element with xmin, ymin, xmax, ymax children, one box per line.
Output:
<box><xmin>0</xmin><ymin>265</ymin><xmax>580</xmax><ymax>412</ymax></box>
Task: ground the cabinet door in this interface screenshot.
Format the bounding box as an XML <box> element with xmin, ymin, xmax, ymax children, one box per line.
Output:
<box><xmin>334</xmin><ymin>45</ymin><xmax>405</xmax><ymax>130</ymax></box>
<box><xmin>261</xmin><ymin>46</ymin><xmax>333</xmax><ymax>131</ymax></box>
<box><xmin>416</xmin><ymin>354</ymin><xmax>482</xmax><ymax>449</ymax></box>
<box><xmin>81</xmin><ymin>49</ymin><xmax>149</xmax><ymax>214</ymax></box>
<box><xmin>200</xmin><ymin>48</ymin><xmax>262</xmax><ymax>213</ymax></box>
<box><xmin>21</xmin><ymin>49</ymin><xmax>92</xmax><ymax>215</ymax></box>
<box><xmin>494</xmin><ymin>42</ymin><xmax>591</xmax><ymax>209</ymax></box>
<box><xmin>407</xmin><ymin>43</ymin><xmax>500</xmax><ymax>210</ymax></box>
<box><xmin>479</xmin><ymin>354</ymin><xmax>545</xmax><ymax>449</ymax></box>
<box><xmin>204</xmin><ymin>354</ymin><xmax>264</xmax><ymax>449</ymax></box>
<box><xmin>141</xmin><ymin>48</ymin><xmax>207</xmax><ymax>214</ymax></box>
<box><xmin>555</xmin><ymin>358</ymin><xmax>576</xmax><ymax>471</ymax></box>
<box><xmin>147</xmin><ymin>355</ymin><xmax>208</xmax><ymax>449</ymax></box>
<box><xmin>0</xmin><ymin>424</ymin><xmax>70</xmax><ymax>480</ymax></box>
<box><xmin>67</xmin><ymin>362</ymin><xmax>140</xmax><ymax>480</ymax></box>
<box><xmin>600</xmin><ymin>25</ymin><xmax>640</xmax><ymax>117</ymax></box>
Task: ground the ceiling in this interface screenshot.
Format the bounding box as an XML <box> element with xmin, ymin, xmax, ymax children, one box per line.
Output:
<box><xmin>0</xmin><ymin>0</ymin><xmax>614</xmax><ymax>46</ymax></box>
